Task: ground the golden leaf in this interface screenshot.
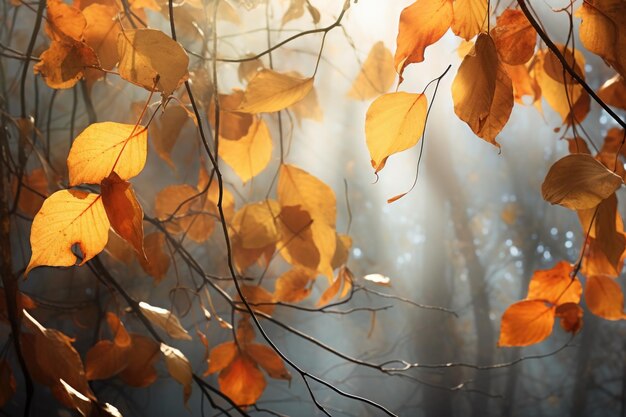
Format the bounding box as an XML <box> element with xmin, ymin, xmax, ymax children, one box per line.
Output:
<box><xmin>219</xmin><ymin>119</ymin><xmax>273</xmax><ymax>183</ymax></box>
<box><xmin>238</xmin><ymin>70</ymin><xmax>314</xmax><ymax>113</ymax></box>
<box><xmin>347</xmin><ymin>41</ymin><xmax>396</xmax><ymax>100</ymax></box>
<box><xmin>451</xmin><ymin>0</ymin><xmax>488</xmax><ymax>41</ymax></box>
<box><xmin>139</xmin><ymin>301</ymin><xmax>192</xmax><ymax>340</ymax></box>
<box><xmin>498</xmin><ymin>300</ymin><xmax>555</xmax><ymax>347</ymax></box>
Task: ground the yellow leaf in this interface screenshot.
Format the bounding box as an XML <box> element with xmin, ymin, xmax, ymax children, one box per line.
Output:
<box><xmin>160</xmin><ymin>344</ymin><xmax>192</xmax><ymax>404</ymax></box>
<box><xmin>34</xmin><ymin>40</ymin><xmax>99</xmax><ymax>89</ymax></box>
<box><xmin>83</xmin><ymin>4</ymin><xmax>120</xmax><ymax>70</ymax></box>
<box><xmin>278</xmin><ymin>165</ymin><xmax>336</xmax><ymax>277</ymax></box>
<box><xmin>218</xmin><ymin>119</ymin><xmax>273</xmax><ymax>183</ymax></box>
<box><xmin>277</xmin><ymin>205</ymin><xmax>320</xmax><ymax>271</ymax></box>
<box><xmin>451</xmin><ymin>33</ymin><xmax>513</xmax><ymax>147</ymax></box>
<box><xmin>290</xmin><ymin>86</ymin><xmax>323</xmax><ymax>123</ymax></box>
<box><xmin>67</xmin><ymin>121</ymin><xmax>148</xmax><ymax>186</ymax></box>
<box><xmin>150</xmin><ymin>103</ymin><xmax>192</xmax><ymax>168</ymax></box>
<box><xmin>26</xmin><ymin>190</ymin><xmax>109</xmax><ymax>275</ymax></box>
<box><xmin>365</xmin><ymin>92</ymin><xmax>427</xmax><ymax>173</ymax></box>
<box><xmin>232</xmin><ymin>200</ymin><xmax>280</xmax><ymax>250</ymax></box>
<box><xmin>498</xmin><ymin>300</ymin><xmax>555</xmax><ymax>347</ymax></box>
<box><xmin>541</xmin><ymin>154</ymin><xmax>623</xmax><ymax>210</ymax></box>
<box><xmin>139</xmin><ymin>301</ymin><xmax>192</xmax><ymax>340</ymax></box>
<box><xmin>394</xmin><ymin>0</ymin><xmax>453</xmax><ymax>79</ymax></box>
<box><xmin>317</xmin><ymin>270</ymin><xmax>343</xmax><ymax>307</ymax></box>
<box><xmin>117</xmin><ymin>28</ymin><xmax>189</xmax><ymax>96</ymax></box>
<box><xmin>209</xmin><ymin>91</ymin><xmax>254</xmax><ymax>140</ymax></box>
<box><xmin>491</xmin><ymin>9</ymin><xmax>536</xmax><ymax>65</ymax></box>
<box><xmin>238</xmin><ymin>70</ymin><xmax>314</xmax><ymax>113</ymax></box>
<box><xmin>451</xmin><ymin>0</ymin><xmax>488</xmax><ymax>41</ymax></box>
<box><xmin>347</xmin><ymin>41</ymin><xmax>396</xmax><ymax>100</ymax></box>
<box><xmin>274</xmin><ymin>267</ymin><xmax>314</xmax><ymax>303</ymax></box>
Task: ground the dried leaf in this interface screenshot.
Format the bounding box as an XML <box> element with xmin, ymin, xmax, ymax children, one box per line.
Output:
<box><xmin>598</xmin><ymin>74</ymin><xmax>626</xmax><ymax>111</ymax></box>
<box><xmin>138</xmin><ymin>232</ymin><xmax>170</xmax><ymax>282</ymax></box>
<box><xmin>555</xmin><ymin>302</ymin><xmax>583</xmax><ymax>334</ymax></box>
<box><xmin>161</xmin><ymin>344</ymin><xmax>192</xmax><ymax>404</ymax></box>
<box><xmin>118</xmin><ymin>334</ymin><xmax>160</xmax><ymax>387</ymax></box>
<box><xmin>245</xmin><ymin>344</ymin><xmax>291</xmax><ymax>381</ymax></box>
<box><xmin>491</xmin><ymin>9</ymin><xmax>536</xmax><ymax>65</ymax></box>
<box><xmin>541</xmin><ymin>154</ymin><xmax>623</xmax><ymax>210</ymax></box>
<box><xmin>232</xmin><ymin>200</ymin><xmax>280</xmax><ymax>250</ymax></box>
<box><xmin>139</xmin><ymin>301</ymin><xmax>192</xmax><ymax>340</ymax></box>
<box><xmin>452</xmin><ymin>0</ymin><xmax>488</xmax><ymax>41</ymax></box>
<box><xmin>274</xmin><ymin>267</ymin><xmax>314</xmax><ymax>303</ymax></box>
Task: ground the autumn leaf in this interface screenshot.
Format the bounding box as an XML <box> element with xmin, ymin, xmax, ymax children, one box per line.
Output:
<box><xmin>209</xmin><ymin>91</ymin><xmax>254</xmax><ymax>140</ymax></box>
<box><xmin>85</xmin><ymin>313</ymin><xmax>131</xmax><ymax>380</ymax></box>
<box><xmin>585</xmin><ymin>275</ymin><xmax>626</xmax><ymax>320</ymax></box>
<box><xmin>117</xmin><ymin>28</ymin><xmax>189</xmax><ymax>96</ymax></box>
<box><xmin>139</xmin><ymin>301</ymin><xmax>191</xmax><ymax>340</ymax></box>
<box><xmin>491</xmin><ymin>9</ymin><xmax>536</xmax><ymax>65</ymax></box>
<box><xmin>150</xmin><ymin>103</ymin><xmax>192</xmax><ymax>168</ymax></box>
<box><xmin>394</xmin><ymin>0</ymin><xmax>453</xmax><ymax>79</ymax></box>
<box><xmin>245</xmin><ymin>344</ymin><xmax>291</xmax><ymax>380</ymax></box>
<box><xmin>67</xmin><ymin>121</ymin><xmax>148</xmax><ymax>186</ymax></box>
<box><xmin>365</xmin><ymin>92</ymin><xmax>427</xmax><ymax>173</ymax></box>
<box><xmin>45</xmin><ymin>0</ymin><xmax>86</xmax><ymax>41</ymax></box>
<box><xmin>218</xmin><ymin>119</ymin><xmax>273</xmax><ymax>183</ymax></box>
<box><xmin>347</xmin><ymin>41</ymin><xmax>396</xmax><ymax>100</ymax></box>
<box><xmin>101</xmin><ymin>172</ymin><xmax>146</xmax><ymax>260</ymax></box>
<box><xmin>26</xmin><ymin>190</ymin><xmax>109</xmax><ymax>275</ymax></box>
<box><xmin>541</xmin><ymin>154</ymin><xmax>623</xmax><ymax>210</ymax></box>
<box><xmin>12</xmin><ymin>168</ymin><xmax>49</xmax><ymax>217</ymax></box>
<box><xmin>83</xmin><ymin>4</ymin><xmax>121</xmax><ymax>71</ymax></box>
<box><xmin>0</xmin><ymin>359</ymin><xmax>16</xmax><ymax>408</ymax></box>
<box><xmin>138</xmin><ymin>232</ymin><xmax>171</xmax><ymax>282</ymax></box>
<box><xmin>232</xmin><ymin>200</ymin><xmax>280</xmax><ymax>250</ymax></box>
<box><xmin>451</xmin><ymin>33</ymin><xmax>513</xmax><ymax>147</ymax></box>
<box><xmin>498</xmin><ymin>300</ymin><xmax>555</xmax><ymax>347</ymax></box>
<box><xmin>451</xmin><ymin>0</ymin><xmax>488</xmax><ymax>41</ymax></box>
<box><xmin>161</xmin><ymin>344</ymin><xmax>192</xmax><ymax>404</ymax></box>
<box><xmin>118</xmin><ymin>334</ymin><xmax>160</xmax><ymax>387</ymax></box>
<box><xmin>577</xmin><ymin>0</ymin><xmax>626</xmax><ymax>79</ymax></box>
<box><xmin>598</xmin><ymin>74</ymin><xmax>626</xmax><ymax>111</ymax></box>
<box><xmin>239</xmin><ymin>284</ymin><xmax>276</xmax><ymax>316</ymax></box>
<box><xmin>277</xmin><ymin>205</ymin><xmax>320</xmax><ymax>271</ymax></box>
<box><xmin>526</xmin><ymin>261</ymin><xmax>581</xmax><ymax>305</ymax></box>
<box><xmin>34</xmin><ymin>40</ymin><xmax>99</xmax><ymax>89</ymax></box>
<box><xmin>274</xmin><ymin>267</ymin><xmax>314</xmax><ymax>303</ymax></box>
<box><xmin>290</xmin><ymin>86</ymin><xmax>323</xmax><ymax>124</ymax></box>
<box><xmin>219</xmin><ymin>355</ymin><xmax>266</xmax><ymax>406</ymax></box>
<box><xmin>317</xmin><ymin>266</ymin><xmax>352</xmax><ymax>306</ymax></box>
<box><xmin>503</xmin><ymin>63</ymin><xmax>541</xmax><ymax>105</ymax></box>
<box><xmin>330</xmin><ymin>233</ymin><xmax>352</xmax><ymax>270</ymax></box>
<box><xmin>555</xmin><ymin>303</ymin><xmax>584</xmax><ymax>334</ymax></box>
<box><xmin>207</xmin><ymin>342</ymin><xmax>238</xmax><ymax>374</ymax></box>
<box><xmin>237</xmin><ymin>70</ymin><xmax>314</xmax><ymax>113</ymax></box>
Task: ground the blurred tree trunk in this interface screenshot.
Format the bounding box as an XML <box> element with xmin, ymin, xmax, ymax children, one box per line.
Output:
<box><xmin>571</xmin><ymin>315</ymin><xmax>597</xmax><ymax>417</ymax></box>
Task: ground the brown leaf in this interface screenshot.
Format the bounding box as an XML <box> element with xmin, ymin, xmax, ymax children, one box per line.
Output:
<box><xmin>555</xmin><ymin>303</ymin><xmax>584</xmax><ymax>334</ymax></box>
<box><xmin>0</xmin><ymin>359</ymin><xmax>16</xmax><ymax>408</ymax></box>
<box><xmin>139</xmin><ymin>301</ymin><xmax>191</xmax><ymax>340</ymax></box>
<box><xmin>598</xmin><ymin>74</ymin><xmax>626</xmax><ymax>111</ymax></box>
<box><xmin>161</xmin><ymin>344</ymin><xmax>192</xmax><ymax>404</ymax></box>
<box><xmin>541</xmin><ymin>154</ymin><xmax>623</xmax><ymax>210</ymax></box>
<box><xmin>492</xmin><ymin>9</ymin><xmax>536</xmax><ymax>65</ymax></box>
<box><xmin>240</xmin><ymin>285</ymin><xmax>275</xmax><ymax>316</ymax></box>
<box><xmin>245</xmin><ymin>344</ymin><xmax>291</xmax><ymax>381</ymax></box>
<box><xmin>118</xmin><ymin>334</ymin><xmax>160</xmax><ymax>387</ymax></box>
<box><xmin>101</xmin><ymin>172</ymin><xmax>146</xmax><ymax>261</ymax></box>
<box><xmin>452</xmin><ymin>33</ymin><xmax>513</xmax><ymax>146</ymax></box>
<box><xmin>138</xmin><ymin>232</ymin><xmax>170</xmax><ymax>282</ymax></box>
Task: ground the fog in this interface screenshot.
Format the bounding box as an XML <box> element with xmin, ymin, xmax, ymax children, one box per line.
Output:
<box><xmin>3</xmin><ymin>0</ymin><xmax>626</xmax><ymax>416</ymax></box>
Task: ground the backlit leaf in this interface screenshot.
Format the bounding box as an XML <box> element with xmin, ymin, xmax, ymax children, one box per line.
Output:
<box><xmin>239</xmin><ymin>285</ymin><xmax>275</xmax><ymax>316</ymax></box>
<box><xmin>67</xmin><ymin>122</ymin><xmax>148</xmax><ymax>186</ymax></box>
<box><xmin>34</xmin><ymin>40</ymin><xmax>98</xmax><ymax>89</ymax></box>
<box><xmin>347</xmin><ymin>41</ymin><xmax>396</xmax><ymax>100</ymax></box>
<box><xmin>394</xmin><ymin>0</ymin><xmax>453</xmax><ymax>79</ymax></box>
<box><xmin>150</xmin><ymin>103</ymin><xmax>192</xmax><ymax>168</ymax></box>
<box><xmin>598</xmin><ymin>74</ymin><xmax>626</xmax><ymax>111</ymax></box>
<box><xmin>218</xmin><ymin>355</ymin><xmax>266</xmax><ymax>406</ymax></box>
<box><xmin>491</xmin><ymin>9</ymin><xmax>536</xmax><ymax>65</ymax></box>
<box><xmin>101</xmin><ymin>172</ymin><xmax>146</xmax><ymax>260</ymax></box>
<box><xmin>451</xmin><ymin>33</ymin><xmax>513</xmax><ymax>147</ymax></box>
<box><xmin>555</xmin><ymin>303</ymin><xmax>583</xmax><ymax>334</ymax></box>
<box><xmin>245</xmin><ymin>344</ymin><xmax>291</xmax><ymax>380</ymax></box>
<box><xmin>207</xmin><ymin>342</ymin><xmax>237</xmax><ymax>374</ymax></box>
<box><xmin>161</xmin><ymin>344</ymin><xmax>192</xmax><ymax>404</ymax></box>
<box><xmin>117</xmin><ymin>28</ymin><xmax>189</xmax><ymax>96</ymax></box>
<box><xmin>274</xmin><ymin>267</ymin><xmax>314</xmax><ymax>303</ymax></box>
<box><xmin>85</xmin><ymin>313</ymin><xmax>131</xmax><ymax>380</ymax></box>
<box><xmin>238</xmin><ymin>70</ymin><xmax>314</xmax><ymax>113</ymax></box>
<box><xmin>526</xmin><ymin>261</ymin><xmax>581</xmax><ymax>305</ymax></box>
<box><xmin>139</xmin><ymin>301</ymin><xmax>192</xmax><ymax>340</ymax></box>
<box><xmin>26</xmin><ymin>190</ymin><xmax>109</xmax><ymax>275</ymax></box>
<box><xmin>219</xmin><ymin>119</ymin><xmax>273</xmax><ymax>183</ymax></box>
<box><xmin>541</xmin><ymin>154</ymin><xmax>623</xmax><ymax>210</ymax></box>
<box><xmin>498</xmin><ymin>300</ymin><xmax>555</xmax><ymax>347</ymax></box>
<box><xmin>232</xmin><ymin>200</ymin><xmax>280</xmax><ymax>249</ymax></box>
<box><xmin>83</xmin><ymin>4</ymin><xmax>120</xmax><ymax>70</ymax></box>
<box><xmin>585</xmin><ymin>275</ymin><xmax>626</xmax><ymax>320</ymax></box>
<box><xmin>451</xmin><ymin>0</ymin><xmax>488</xmax><ymax>41</ymax></box>
<box><xmin>138</xmin><ymin>232</ymin><xmax>170</xmax><ymax>282</ymax></box>
<box><xmin>365</xmin><ymin>92</ymin><xmax>427</xmax><ymax>173</ymax></box>
<box><xmin>118</xmin><ymin>334</ymin><xmax>160</xmax><ymax>387</ymax></box>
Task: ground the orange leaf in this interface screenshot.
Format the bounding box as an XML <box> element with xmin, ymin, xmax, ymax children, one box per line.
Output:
<box><xmin>526</xmin><ymin>261</ymin><xmax>581</xmax><ymax>305</ymax></box>
<box><xmin>394</xmin><ymin>0</ymin><xmax>453</xmax><ymax>79</ymax></box>
<box><xmin>218</xmin><ymin>119</ymin><xmax>273</xmax><ymax>183</ymax></box>
<box><xmin>585</xmin><ymin>275</ymin><xmax>626</xmax><ymax>320</ymax></box>
<box><xmin>274</xmin><ymin>267</ymin><xmax>315</xmax><ymax>303</ymax></box>
<box><xmin>101</xmin><ymin>172</ymin><xmax>146</xmax><ymax>260</ymax></box>
<box><xmin>498</xmin><ymin>300</ymin><xmax>555</xmax><ymax>347</ymax></box>
<box><xmin>207</xmin><ymin>342</ymin><xmax>238</xmax><ymax>374</ymax></box>
<box><xmin>245</xmin><ymin>344</ymin><xmax>291</xmax><ymax>381</ymax></box>
<box><xmin>218</xmin><ymin>355</ymin><xmax>266</xmax><ymax>406</ymax></box>
<box><xmin>237</xmin><ymin>70</ymin><xmax>314</xmax><ymax>113</ymax></box>
<box><xmin>118</xmin><ymin>334</ymin><xmax>160</xmax><ymax>387</ymax></box>
<box><xmin>82</xmin><ymin>4</ymin><xmax>120</xmax><ymax>70</ymax></box>
<box><xmin>347</xmin><ymin>41</ymin><xmax>396</xmax><ymax>100</ymax></box>
<box><xmin>240</xmin><ymin>285</ymin><xmax>275</xmax><ymax>316</ymax></box>
<box><xmin>277</xmin><ymin>205</ymin><xmax>320</xmax><ymax>272</ymax></box>
<box><xmin>232</xmin><ymin>200</ymin><xmax>280</xmax><ymax>250</ymax></box>
<box><xmin>138</xmin><ymin>232</ymin><xmax>170</xmax><ymax>282</ymax></box>
<box><xmin>598</xmin><ymin>74</ymin><xmax>626</xmax><ymax>111</ymax></box>
<box><xmin>365</xmin><ymin>92</ymin><xmax>428</xmax><ymax>173</ymax></box>
<box><xmin>541</xmin><ymin>154</ymin><xmax>623</xmax><ymax>210</ymax></box>
<box><xmin>150</xmin><ymin>103</ymin><xmax>192</xmax><ymax>168</ymax></box>
<box><xmin>12</xmin><ymin>168</ymin><xmax>49</xmax><ymax>217</ymax></box>
<box><xmin>85</xmin><ymin>313</ymin><xmax>131</xmax><ymax>380</ymax></box>
<box><xmin>555</xmin><ymin>303</ymin><xmax>584</xmax><ymax>334</ymax></box>
<box><xmin>26</xmin><ymin>190</ymin><xmax>109</xmax><ymax>275</ymax></box>
<box><xmin>34</xmin><ymin>40</ymin><xmax>99</xmax><ymax>89</ymax></box>
<box><xmin>491</xmin><ymin>9</ymin><xmax>536</xmax><ymax>65</ymax></box>
<box><xmin>67</xmin><ymin>122</ymin><xmax>148</xmax><ymax>186</ymax></box>
<box><xmin>451</xmin><ymin>33</ymin><xmax>513</xmax><ymax>147</ymax></box>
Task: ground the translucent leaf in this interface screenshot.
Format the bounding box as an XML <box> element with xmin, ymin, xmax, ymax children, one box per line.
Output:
<box><xmin>67</xmin><ymin>122</ymin><xmax>148</xmax><ymax>186</ymax></box>
<box><xmin>218</xmin><ymin>355</ymin><xmax>266</xmax><ymax>406</ymax></box>
<box><xmin>218</xmin><ymin>119</ymin><xmax>273</xmax><ymax>183</ymax></box>
<box><xmin>452</xmin><ymin>0</ymin><xmax>488</xmax><ymax>41</ymax></box>
<box><xmin>365</xmin><ymin>92</ymin><xmax>427</xmax><ymax>172</ymax></box>
<box><xmin>541</xmin><ymin>154</ymin><xmax>623</xmax><ymax>210</ymax></box>
<box><xmin>491</xmin><ymin>9</ymin><xmax>536</xmax><ymax>65</ymax></box>
<box><xmin>526</xmin><ymin>261</ymin><xmax>581</xmax><ymax>305</ymax></box>
<box><xmin>237</xmin><ymin>70</ymin><xmax>314</xmax><ymax>113</ymax></box>
<box><xmin>585</xmin><ymin>275</ymin><xmax>626</xmax><ymax>320</ymax></box>
<box><xmin>139</xmin><ymin>301</ymin><xmax>192</xmax><ymax>340</ymax></box>
<box><xmin>161</xmin><ymin>344</ymin><xmax>192</xmax><ymax>405</ymax></box>
<box><xmin>246</xmin><ymin>344</ymin><xmax>291</xmax><ymax>381</ymax></box>
<box><xmin>26</xmin><ymin>190</ymin><xmax>109</xmax><ymax>275</ymax></box>
<box><xmin>347</xmin><ymin>41</ymin><xmax>396</xmax><ymax>100</ymax></box>
<box><xmin>498</xmin><ymin>300</ymin><xmax>555</xmax><ymax>347</ymax></box>
<box><xmin>274</xmin><ymin>267</ymin><xmax>314</xmax><ymax>303</ymax></box>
